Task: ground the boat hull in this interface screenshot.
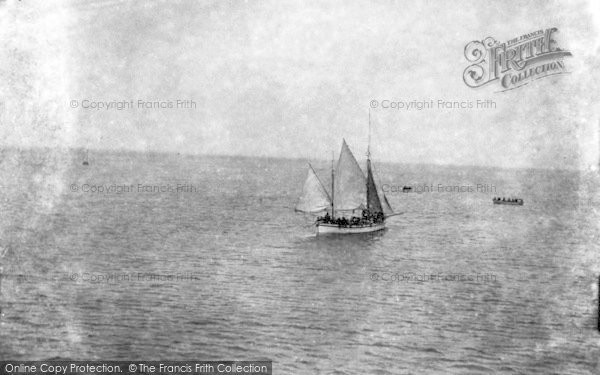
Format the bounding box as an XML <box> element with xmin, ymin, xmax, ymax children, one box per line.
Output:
<box><xmin>316</xmin><ymin>222</ymin><xmax>385</xmax><ymax>234</ymax></box>
<box><xmin>493</xmin><ymin>201</ymin><xmax>523</xmax><ymax>206</ymax></box>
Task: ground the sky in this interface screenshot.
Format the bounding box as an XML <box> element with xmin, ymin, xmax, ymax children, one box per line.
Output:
<box><xmin>1</xmin><ymin>0</ymin><xmax>599</xmax><ymax>170</ymax></box>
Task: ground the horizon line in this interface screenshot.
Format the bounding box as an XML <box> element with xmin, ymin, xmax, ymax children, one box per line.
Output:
<box><xmin>0</xmin><ymin>144</ymin><xmax>592</xmax><ymax>173</ymax></box>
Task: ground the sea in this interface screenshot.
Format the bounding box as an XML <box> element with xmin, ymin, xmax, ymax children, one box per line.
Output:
<box><xmin>0</xmin><ymin>148</ymin><xmax>599</xmax><ymax>374</ymax></box>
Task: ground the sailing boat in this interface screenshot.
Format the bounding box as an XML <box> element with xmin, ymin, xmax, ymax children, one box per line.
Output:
<box><xmin>295</xmin><ymin>139</ymin><xmax>396</xmax><ymax>235</ymax></box>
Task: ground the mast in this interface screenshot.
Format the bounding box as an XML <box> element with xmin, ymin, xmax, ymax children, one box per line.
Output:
<box><xmin>368</xmin><ymin>109</ymin><xmax>371</xmax><ymax>160</ymax></box>
<box><xmin>367</xmin><ymin>110</ymin><xmax>371</xmax><ymax>210</ymax></box>
<box><xmin>331</xmin><ymin>151</ymin><xmax>335</xmax><ymax>218</ymax></box>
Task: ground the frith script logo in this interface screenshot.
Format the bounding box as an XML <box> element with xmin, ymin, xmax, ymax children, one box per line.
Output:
<box><xmin>463</xmin><ymin>28</ymin><xmax>572</xmax><ymax>92</ymax></box>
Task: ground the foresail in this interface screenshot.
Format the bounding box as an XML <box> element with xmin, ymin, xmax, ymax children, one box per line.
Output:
<box><xmin>333</xmin><ymin>140</ymin><xmax>366</xmax><ymax>212</ymax></box>
<box><xmin>295</xmin><ymin>164</ymin><xmax>331</xmax><ymax>213</ymax></box>
<box><xmin>366</xmin><ymin>159</ymin><xmax>383</xmax><ymax>214</ymax></box>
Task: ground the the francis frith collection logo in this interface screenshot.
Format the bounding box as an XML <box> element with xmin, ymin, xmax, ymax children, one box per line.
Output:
<box><xmin>463</xmin><ymin>28</ymin><xmax>572</xmax><ymax>92</ymax></box>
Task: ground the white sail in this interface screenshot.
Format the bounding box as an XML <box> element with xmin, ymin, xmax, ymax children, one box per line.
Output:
<box><xmin>295</xmin><ymin>164</ymin><xmax>331</xmax><ymax>213</ymax></box>
<box><xmin>333</xmin><ymin>140</ymin><xmax>366</xmax><ymax>214</ymax></box>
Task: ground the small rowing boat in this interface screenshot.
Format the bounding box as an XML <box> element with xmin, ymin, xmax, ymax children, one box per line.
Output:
<box><xmin>493</xmin><ymin>197</ymin><xmax>523</xmax><ymax>205</ymax></box>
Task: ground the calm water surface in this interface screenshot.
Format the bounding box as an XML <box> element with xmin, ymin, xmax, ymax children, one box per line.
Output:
<box><xmin>1</xmin><ymin>149</ymin><xmax>599</xmax><ymax>374</ymax></box>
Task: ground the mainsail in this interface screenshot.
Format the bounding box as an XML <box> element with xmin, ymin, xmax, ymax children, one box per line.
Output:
<box><xmin>333</xmin><ymin>140</ymin><xmax>366</xmax><ymax>214</ymax></box>
<box><xmin>295</xmin><ymin>164</ymin><xmax>331</xmax><ymax>213</ymax></box>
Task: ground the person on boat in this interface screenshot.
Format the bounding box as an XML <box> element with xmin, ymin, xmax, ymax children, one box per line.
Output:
<box><xmin>324</xmin><ymin>212</ymin><xmax>330</xmax><ymax>223</ymax></box>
